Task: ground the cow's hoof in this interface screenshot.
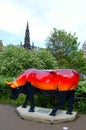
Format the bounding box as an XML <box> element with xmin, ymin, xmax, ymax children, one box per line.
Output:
<box><xmin>22</xmin><ymin>105</ymin><xmax>27</xmax><ymax>108</ymax></box>
<box><xmin>49</xmin><ymin>113</ymin><xmax>56</xmax><ymax>116</ymax></box>
<box><xmin>29</xmin><ymin>109</ymin><xmax>34</xmax><ymax>112</ymax></box>
<box><xmin>66</xmin><ymin>111</ymin><xmax>72</xmax><ymax>115</ymax></box>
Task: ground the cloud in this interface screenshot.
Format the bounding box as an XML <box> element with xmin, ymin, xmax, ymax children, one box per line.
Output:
<box><xmin>0</xmin><ymin>0</ymin><xmax>86</xmax><ymax>47</ymax></box>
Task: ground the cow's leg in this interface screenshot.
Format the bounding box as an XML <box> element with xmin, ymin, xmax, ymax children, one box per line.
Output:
<box><xmin>25</xmin><ymin>82</ymin><xmax>36</xmax><ymax>112</ymax></box>
<box><xmin>22</xmin><ymin>95</ymin><xmax>29</xmax><ymax>108</ymax></box>
<box><xmin>50</xmin><ymin>91</ymin><xmax>66</xmax><ymax>116</ymax></box>
<box><xmin>22</xmin><ymin>94</ymin><xmax>35</xmax><ymax>112</ymax></box>
<box><xmin>29</xmin><ymin>94</ymin><xmax>35</xmax><ymax>112</ymax></box>
<box><xmin>66</xmin><ymin>90</ymin><xmax>75</xmax><ymax>114</ymax></box>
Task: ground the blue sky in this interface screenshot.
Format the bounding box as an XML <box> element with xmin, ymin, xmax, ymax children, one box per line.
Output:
<box><xmin>0</xmin><ymin>0</ymin><xmax>86</xmax><ymax>48</ymax></box>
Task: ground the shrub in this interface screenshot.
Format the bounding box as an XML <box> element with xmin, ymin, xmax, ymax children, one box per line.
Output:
<box><xmin>0</xmin><ymin>45</ymin><xmax>58</xmax><ymax>77</ymax></box>
<box><xmin>76</xmin><ymin>80</ymin><xmax>86</xmax><ymax>97</ymax></box>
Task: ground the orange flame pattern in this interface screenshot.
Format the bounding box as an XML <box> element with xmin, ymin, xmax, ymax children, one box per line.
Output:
<box><xmin>5</xmin><ymin>69</ymin><xmax>80</xmax><ymax>91</ymax></box>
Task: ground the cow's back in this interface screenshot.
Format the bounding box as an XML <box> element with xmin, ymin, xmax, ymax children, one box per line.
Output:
<box><xmin>55</xmin><ymin>69</ymin><xmax>80</xmax><ymax>91</ymax></box>
<box><xmin>26</xmin><ymin>69</ymin><xmax>80</xmax><ymax>91</ymax></box>
<box><xmin>26</xmin><ymin>69</ymin><xmax>57</xmax><ymax>90</ymax></box>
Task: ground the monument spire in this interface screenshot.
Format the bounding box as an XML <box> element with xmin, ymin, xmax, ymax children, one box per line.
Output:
<box><xmin>23</xmin><ymin>21</ymin><xmax>31</xmax><ymax>49</ymax></box>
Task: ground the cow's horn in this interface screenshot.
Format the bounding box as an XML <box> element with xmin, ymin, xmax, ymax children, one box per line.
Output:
<box><xmin>5</xmin><ymin>81</ymin><xmax>13</xmax><ymax>86</ymax></box>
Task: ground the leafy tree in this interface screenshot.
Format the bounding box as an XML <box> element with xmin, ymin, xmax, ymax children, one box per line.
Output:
<box><xmin>46</xmin><ymin>28</ymin><xmax>86</xmax><ymax>73</ymax></box>
<box><xmin>68</xmin><ymin>50</ymin><xmax>86</xmax><ymax>75</ymax></box>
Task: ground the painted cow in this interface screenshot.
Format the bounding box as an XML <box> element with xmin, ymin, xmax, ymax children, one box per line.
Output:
<box><xmin>5</xmin><ymin>69</ymin><xmax>80</xmax><ymax>116</ymax></box>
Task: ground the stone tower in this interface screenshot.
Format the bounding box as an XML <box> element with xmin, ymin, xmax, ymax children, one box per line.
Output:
<box><xmin>23</xmin><ymin>22</ymin><xmax>31</xmax><ymax>49</ymax></box>
<box><xmin>82</xmin><ymin>42</ymin><xmax>86</xmax><ymax>58</ymax></box>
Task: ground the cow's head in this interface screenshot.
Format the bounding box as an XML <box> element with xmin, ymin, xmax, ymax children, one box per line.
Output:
<box><xmin>10</xmin><ymin>87</ymin><xmax>19</xmax><ymax>99</ymax></box>
<box><xmin>5</xmin><ymin>81</ymin><xmax>21</xmax><ymax>99</ymax></box>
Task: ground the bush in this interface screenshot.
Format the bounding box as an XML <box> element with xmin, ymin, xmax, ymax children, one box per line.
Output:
<box><xmin>0</xmin><ymin>45</ymin><xmax>58</xmax><ymax>77</ymax></box>
<box><xmin>0</xmin><ymin>76</ymin><xmax>13</xmax><ymax>89</ymax></box>
<box><xmin>74</xmin><ymin>80</ymin><xmax>86</xmax><ymax>113</ymax></box>
<box><xmin>76</xmin><ymin>80</ymin><xmax>86</xmax><ymax>97</ymax></box>
<box><xmin>0</xmin><ymin>76</ymin><xmax>13</xmax><ymax>103</ymax></box>
<box><xmin>0</xmin><ymin>45</ymin><xmax>86</xmax><ymax>113</ymax></box>
<box><xmin>77</xmin><ymin>100</ymin><xmax>86</xmax><ymax>113</ymax></box>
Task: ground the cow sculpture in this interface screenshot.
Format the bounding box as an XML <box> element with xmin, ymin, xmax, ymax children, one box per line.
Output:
<box><xmin>5</xmin><ymin>69</ymin><xmax>80</xmax><ymax>116</ymax></box>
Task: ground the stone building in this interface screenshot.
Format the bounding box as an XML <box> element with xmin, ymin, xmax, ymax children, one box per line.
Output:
<box><xmin>82</xmin><ymin>42</ymin><xmax>86</xmax><ymax>58</ymax></box>
<box><xmin>0</xmin><ymin>40</ymin><xmax>3</xmax><ymax>51</ymax></box>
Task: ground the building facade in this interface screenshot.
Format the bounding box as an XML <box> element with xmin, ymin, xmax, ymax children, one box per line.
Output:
<box><xmin>82</xmin><ymin>42</ymin><xmax>86</xmax><ymax>58</ymax></box>
<box><xmin>0</xmin><ymin>40</ymin><xmax>3</xmax><ymax>46</ymax></box>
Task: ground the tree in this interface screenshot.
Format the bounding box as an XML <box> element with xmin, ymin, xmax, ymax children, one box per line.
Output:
<box><xmin>46</xmin><ymin>28</ymin><xmax>86</xmax><ymax>73</ymax></box>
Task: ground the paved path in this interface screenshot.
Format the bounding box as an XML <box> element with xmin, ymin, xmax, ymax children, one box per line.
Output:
<box><xmin>0</xmin><ymin>104</ymin><xmax>86</xmax><ymax>130</ymax></box>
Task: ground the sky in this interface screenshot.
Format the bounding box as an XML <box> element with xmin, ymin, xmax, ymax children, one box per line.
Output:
<box><xmin>0</xmin><ymin>0</ymin><xmax>86</xmax><ymax>48</ymax></box>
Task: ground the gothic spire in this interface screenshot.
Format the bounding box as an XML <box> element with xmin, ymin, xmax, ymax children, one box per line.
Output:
<box><xmin>23</xmin><ymin>21</ymin><xmax>31</xmax><ymax>49</ymax></box>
